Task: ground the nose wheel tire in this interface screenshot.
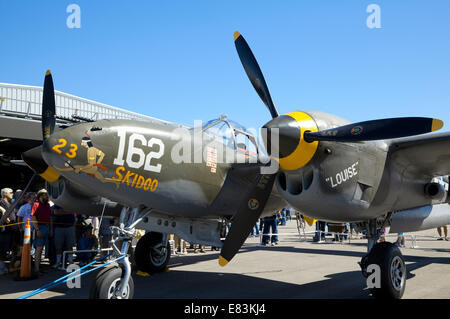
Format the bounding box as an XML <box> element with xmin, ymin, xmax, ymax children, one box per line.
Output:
<box><xmin>366</xmin><ymin>242</ymin><xmax>406</xmax><ymax>299</ymax></box>
<box><xmin>90</xmin><ymin>266</ymin><xmax>134</xmax><ymax>299</ymax></box>
<box><xmin>134</xmin><ymin>232</ymin><xmax>171</xmax><ymax>274</ymax></box>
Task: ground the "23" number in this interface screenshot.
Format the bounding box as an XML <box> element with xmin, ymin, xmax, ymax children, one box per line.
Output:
<box><xmin>52</xmin><ymin>139</ymin><xmax>78</xmax><ymax>158</ymax></box>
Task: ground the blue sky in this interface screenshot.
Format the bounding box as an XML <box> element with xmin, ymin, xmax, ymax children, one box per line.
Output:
<box><xmin>1</xmin><ymin>0</ymin><xmax>449</xmax><ymax>132</ymax></box>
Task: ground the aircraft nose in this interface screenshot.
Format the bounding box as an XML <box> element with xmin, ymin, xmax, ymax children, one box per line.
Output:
<box><xmin>22</xmin><ymin>146</ymin><xmax>48</xmax><ymax>173</ymax></box>
<box><xmin>42</xmin><ymin>124</ymin><xmax>87</xmax><ymax>169</ymax></box>
<box><xmin>22</xmin><ymin>145</ymin><xmax>61</xmax><ymax>182</ymax></box>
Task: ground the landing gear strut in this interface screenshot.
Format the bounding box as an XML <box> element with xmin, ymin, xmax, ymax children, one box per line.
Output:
<box><xmin>90</xmin><ymin>206</ymin><xmax>152</xmax><ymax>299</ymax></box>
<box><xmin>359</xmin><ymin>217</ymin><xmax>406</xmax><ymax>299</ymax></box>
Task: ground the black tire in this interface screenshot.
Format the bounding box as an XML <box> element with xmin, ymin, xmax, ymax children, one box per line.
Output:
<box><xmin>134</xmin><ymin>232</ymin><xmax>170</xmax><ymax>274</ymax></box>
<box><xmin>89</xmin><ymin>264</ymin><xmax>120</xmax><ymax>299</ymax></box>
<box><xmin>90</xmin><ymin>266</ymin><xmax>134</xmax><ymax>299</ymax></box>
<box><xmin>367</xmin><ymin>242</ymin><xmax>406</xmax><ymax>299</ymax></box>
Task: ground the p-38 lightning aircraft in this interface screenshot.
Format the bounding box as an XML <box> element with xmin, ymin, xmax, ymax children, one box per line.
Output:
<box><xmin>17</xmin><ymin>31</ymin><xmax>450</xmax><ymax>299</ymax></box>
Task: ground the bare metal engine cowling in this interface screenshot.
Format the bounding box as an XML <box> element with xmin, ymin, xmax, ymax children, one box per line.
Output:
<box><xmin>390</xmin><ymin>203</ymin><xmax>450</xmax><ymax>233</ymax></box>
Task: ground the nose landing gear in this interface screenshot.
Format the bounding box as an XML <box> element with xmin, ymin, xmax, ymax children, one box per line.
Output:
<box><xmin>90</xmin><ymin>206</ymin><xmax>152</xmax><ymax>299</ymax></box>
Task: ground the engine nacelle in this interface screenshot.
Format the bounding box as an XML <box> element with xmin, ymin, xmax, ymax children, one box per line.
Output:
<box><xmin>46</xmin><ymin>178</ymin><xmax>123</xmax><ymax>217</ymax></box>
<box><xmin>390</xmin><ymin>203</ymin><xmax>450</xmax><ymax>233</ymax></box>
<box><xmin>424</xmin><ymin>182</ymin><xmax>447</xmax><ymax>201</ymax></box>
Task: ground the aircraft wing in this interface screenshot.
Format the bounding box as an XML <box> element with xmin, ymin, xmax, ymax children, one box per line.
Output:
<box><xmin>388</xmin><ymin>132</ymin><xmax>450</xmax><ymax>179</ymax></box>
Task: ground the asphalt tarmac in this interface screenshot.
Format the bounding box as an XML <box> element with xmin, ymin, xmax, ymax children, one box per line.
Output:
<box><xmin>1</xmin><ymin>219</ymin><xmax>450</xmax><ymax>299</ymax></box>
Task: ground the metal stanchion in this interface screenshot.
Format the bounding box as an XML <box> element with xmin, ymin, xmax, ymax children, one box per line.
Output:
<box><xmin>409</xmin><ymin>234</ymin><xmax>419</xmax><ymax>248</ymax></box>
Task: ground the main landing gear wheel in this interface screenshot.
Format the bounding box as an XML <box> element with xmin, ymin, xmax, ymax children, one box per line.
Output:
<box><xmin>367</xmin><ymin>242</ymin><xmax>406</xmax><ymax>299</ymax></box>
<box><xmin>134</xmin><ymin>232</ymin><xmax>170</xmax><ymax>274</ymax></box>
<box><xmin>90</xmin><ymin>266</ymin><xmax>134</xmax><ymax>299</ymax></box>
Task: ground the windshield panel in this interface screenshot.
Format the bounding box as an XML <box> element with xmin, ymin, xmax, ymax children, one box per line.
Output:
<box><xmin>203</xmin><ymin>120</ymin><xmax>235</xmax><ymax>149</ymax></box>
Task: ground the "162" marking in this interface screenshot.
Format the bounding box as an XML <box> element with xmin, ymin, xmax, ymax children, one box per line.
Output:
<box><xmin>113</xmin><ymin>129</ymin><xmax>165</xmax><ymax>173</ymax></box>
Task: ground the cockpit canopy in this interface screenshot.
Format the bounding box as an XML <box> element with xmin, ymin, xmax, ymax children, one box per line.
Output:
<box><xmin>202</xmin><ymin>115</ymin><xmax>259</xmax><ymax>156</ymax></box>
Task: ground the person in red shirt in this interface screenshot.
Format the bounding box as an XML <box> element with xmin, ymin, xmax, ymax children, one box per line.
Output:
<box><xmin>31</xmin><ymin>189</ymin><xmax>53</xmax><ymax>275</ymax></box>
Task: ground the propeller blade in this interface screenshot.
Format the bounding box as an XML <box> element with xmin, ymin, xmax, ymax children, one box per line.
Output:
<box><xmin>234</xmin><ymin>32</ymin><xmax>279</xmax><ymax>119</ymax></box>
<box><xmin>42</xmin><ymin>70</ymin><xmax>56</xmax><ymax>140</ymax></box>
<box><xmin>19</xmin><ymin>71</ymin><xmax>60</xmax><ymax>183</ymax></box>
<box><xmin>219</xmin><ymin>173</ymin><xmax>276</xmax><ymax>266</ymax></box>
<box><xmin>304</xmin><ymin>117</ymin><xmax>444</xmax><ymax>143</ymax></box>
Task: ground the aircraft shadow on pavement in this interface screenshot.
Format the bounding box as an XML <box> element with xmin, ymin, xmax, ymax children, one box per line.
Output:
<box><xmin>130</xmin><ymin>269</ymin><xmax>371</xmax><ymax>299</ymax></box>
<box><xmin>160</xmin><ymin>244</ymin><xmax>450</xmax><ymax>282</ymax></box>
<box><xmin>129</xmin><ymin>245</ymin><xmax>450</xmax><ymax>299</ymax></box>
<box><xmin>165</xmin><ymin>244</ymin><xmax>367</xmax><ymax>270</ymax></box>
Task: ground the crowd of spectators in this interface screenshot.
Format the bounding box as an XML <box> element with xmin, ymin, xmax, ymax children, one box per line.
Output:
<box><xmin>0</xmin><ymin>188</ymin><xmax>111</xmax><ymax>276</ymax></box>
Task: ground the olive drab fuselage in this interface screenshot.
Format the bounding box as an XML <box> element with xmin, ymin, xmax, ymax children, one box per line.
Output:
<box><xmin>42</xmin><ymin>118</ymin><xmax>286</xmax><ymax>219</ymax></box>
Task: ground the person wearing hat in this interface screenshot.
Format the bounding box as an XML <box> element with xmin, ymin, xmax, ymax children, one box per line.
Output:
<box><xmin>31</xmin><ymin>189</ymin><xmax>53</xmax><ymax>275</ymax></box>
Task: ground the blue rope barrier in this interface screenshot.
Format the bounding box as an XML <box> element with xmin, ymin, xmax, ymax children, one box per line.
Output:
<box><xmin>17</xmin><ymin>253</ymin><xmax>126</xmax><ymax>299</ymax></box>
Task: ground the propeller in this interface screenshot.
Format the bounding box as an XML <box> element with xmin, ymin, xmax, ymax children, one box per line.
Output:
<box><xmin>219</xmin><ymin>33</ymin><xmax>281</xmax><ymax>266</ymax></box>
<box><xmin>219</xmin><ymin>31</ymin><xmax>445</xmax><ymax>266</ymax></box>
<box><xmin>261</xmin><ymin>114</ymin><xmax>443</xmax><ymax>166</ymax></box>
<box><xmin>21</xmin><ymin>70</ymin><xmax>60</xmax><ymax>182</ymax></box>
